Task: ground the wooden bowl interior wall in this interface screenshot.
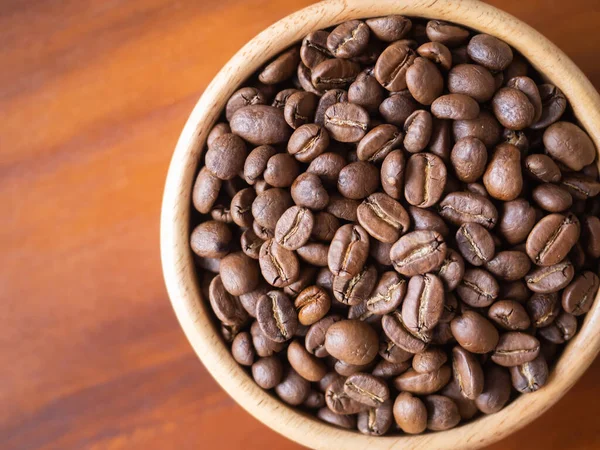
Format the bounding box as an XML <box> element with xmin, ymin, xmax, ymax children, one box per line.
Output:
<box><xmin>160</xmin><ymin>0</ymin><xmax>600</xmax><ymax>448</ymax></box>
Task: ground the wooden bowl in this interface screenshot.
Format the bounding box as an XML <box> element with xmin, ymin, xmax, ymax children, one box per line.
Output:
<box><xmin>161</xmin><ymin>0</ymin><xmax>600</xmax><ymax>448</ymax></box>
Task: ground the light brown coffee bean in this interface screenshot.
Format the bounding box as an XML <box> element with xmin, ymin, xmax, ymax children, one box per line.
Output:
<box><xmin>393</xmin><ymin>392</ymin><xmax>427</xmax><ymax>434</ymax></box>
<box><xmin>288</xmin><ymin>339</ymin><xmax>327</xmax><ymax>382</ymax></box>
<box><xmin>543</xmin><ymin>122</ymin><xmax>596</xmax><ymax>171</ymax></box>
<box><xmin>498</xmin><ymin>199</ymin><xmax>536</xmax><ymax>245</ymax></box>
<box><xmin>381</xmin><ymin>150</ymin><xmax>406</xmax><ymax>199</ymax></box>
<box><xmin>295</xmin><ymin>285</ymin><xmax>331</xmax><ymax>326</ymax></box>
<box><xmin>324</xmin><ymin>102</ymin><xmax>370</xmax><ymax>143</ymax></box>
<box><xmin>426</xmin><ymin>20</ymin><xmax>470</xmax><ymax>47</ymax></box>
<box><xmin>325</xmin><ymin>320</ymin><xmax>379</xmax><ymax>365</ymax></box>
<box><xmin>382</xmin><ymin>311</ymin><xmax>428</xmax><ymax>353</ymax></box>
<box><xmin>259</xmin><ymin>46</ymin><xmax>300</xmax><ymax>84</ymax></box>
<box><xmin>483</xmin><ymin>143</ymin><xmax>523</xmax><ymax>201</ymax></box>
<box><xmin>431</xmin><ymin>94</ymin><xmax>479</xmax><ymax>120</ymax></box>
<box><xmin>492</xmin><ymin>332</ymin><xmax>540</xmax><ymax>367</ymax></box>
<box><xmin>357</xmin><ymin>124</ymin><xmax>403</xmax><ymax>162</ymax></box>
<box><xmin>357</xmin><ymin>193</ymin><xmax>410</xmax><ymax>243</ymax></box>
<box><xmin>448</xmin><ymin>64</ymin><xmax>496</xmax><ymax>103</ymax></box>
<box><xmin>412</xmin><ymin>348</ymin><xmax>448</xmax><ymax>373</ymax></box>
<box><xmin>333</xmin><ymin>264</ymin><xmax>378</xmax><ymax>306</ymax></box>
<box><xmin>344</xmin><ymin>373</ymin><xmax>390</xmax><ymax>408</ymax></box>
<box><xmin>393</xmin><ymin>366</ymin><xmax>452</xmax><ymax>394</ymax></box>
<box><xmin>274</xmin><ymin>206</ymin><xmax>314</xmax><ymax>251</ymax></box>
<box><xmin>451</xmin><ymin>310</ymin><xmax>499</xmax><ymax>354</ymax></box>
<box><xmin>402</xmin><ymin>274</ymin><xmax>445</xmax><ymax>337</ymax></box>
<box><xmin>366</xmin><ymin>15</ymin><xmax>412</xmax><ymax>42</ymax></box>
<box><xmin>219</xmin><ymin>252</ymin><xmax>260</xmax><ymax>296</ymax></box>
<box><xmin>374</xmin><ymin>41</ymin><xmax>417</xmax><ymax>91</ymax></box>
<box><xmin>417</xmin><ymin>41</ymin><xmax>452</xmax><ymax>70</ymax></box>
<box><xmin>287</xmin><ymin>123</ymin><xmax>330</xmax><ymax>163</ymax></box>
<box><xmin>357</xmin><ymin>399</ymin><xmax>394</xmax><ymax>436</ymax></box>
<box><xmin>439</xmin><ymin>191</ymin><xmax>498</xmax><ymax>229</ymax></box>
<box><xmin>485</xmin><ymin>251</ymin><xmax>532</xmax><ymax>281</ymax></box>
<box><xmin>406</xmin><ymin>57</ymin><xmax>444</xmax><ymax>105</ymax></box>
<box><xmin>403</xmin><ymin>110</ymin><xmax>433</xmax><ymax>153</ymax></box>
<box><xmin>510</xmin><ymin>354</ymin><xmax>549</xmax><ymax>393</ymax></box>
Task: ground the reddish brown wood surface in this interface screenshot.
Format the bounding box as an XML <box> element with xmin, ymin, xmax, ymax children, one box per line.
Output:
<box><xmin>1</xmin><ymin>1</ymin><xmax>600</xmax><ymax>449</ymax></box>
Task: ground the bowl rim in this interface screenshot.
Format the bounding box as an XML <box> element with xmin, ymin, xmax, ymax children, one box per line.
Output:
<box><xmin>160</xmin><ymin>0</ymin><xmax>600</xmax><ymax>448</ymax></box>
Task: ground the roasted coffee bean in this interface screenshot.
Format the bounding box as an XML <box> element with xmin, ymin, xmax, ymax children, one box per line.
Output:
<box><xmin>208</xmin><ymin>275</ymin><xmax>248</xmax><ymax>327</ymax></box>
<box><xmin>450</xmin><ymin>137</ymin><xmax>488</xmax><ymax>183</ymax></box>
<box><xmin>337</xmin><ymin>161</ymin><xmax>380</xmax><ymax>199</ymax></box>
<box><xmin>436</xmin><ymin>249</ymin><xmax>465</xmax><ymax>292</ymax></box>
<box><xmin>259</xmin><ymin>46</ymin><xmax>300</xmax><ymax>84</ymax></box>
<box><xmin>290</xmin><ymin>173</ymin><xmax>329</xmax><ymax>211</ymax></box>
<box><xmin>253</xmin><ymin>220</ymin><xmax>274</xmax><ymax>240</ymax></box>
<box><xmin>374</xmin><ymin>41</ymin><xmax>417</xmax><ymax>91</ymax></box>
<box><xmin>301</xmin><ymin>31</ymin><xmax>332</xmax><ymax>69</ymax></box>
<box><xmin>380</xmin><ymin>150</ymin><xmax>406</xmax><ymax>199</ymax></box>
<box><xmin>538</xmin><ymin>311</ymin><xmax>578</xmax><ymax>343</ymax></box>
<box><xmin>431</xmin><ymin>321</ymin><xmax>455</xmax><ymax>345</ymax></box>
<box><xmin>498</xmin><ymin>199</ymin><xmax>536</xmax><ymax>245</ymax></box>
<box><xmin>426</xmin><ymin>20</ymin><xmax>469</xmax><ymax>47</ymax></box>
<box><xmin>272</xmin><ymin>88</ymin><xmax>300</xmax><ymax>109</ymax></box>
<box><xmin>357</xmin><ymin>124</ymin><xmax>403</xmax><ymax>162</ymax></box>
<box><xmin>543</xmin><ymin>122</ymin><xmax>596</xmax><ymax>171</ymax></box>
<box><xmin>252</xmin><ymin>188</ymin><xmax>292</xmax><ymax>230</ymax></box>
<box><xmin>287</xmin><ymin>124</ymin><xmax>330</xmax><ymax>164</ymax></box>
<box><xmin>502</xmin><ymin>128</ymin><xmax>529</xmax><ymax>154</ymax></box>
<box><xmin>483</xmin><ymin>143</ymin><xmax>523</xmax><ymax>201</ymax></box>
<box><xmin>393</xmin><ymin>392</ymin><xmax>427</xmax><ymax>434</ymax></box>
<box><xmin>452</xmin><ymin>346</ymin><xmax>484</xmax><ymax>400</ymax></box>
<box><xmin>440</xmin><ymin>379</ymin><xmax>479</xmax><ymax>420</ymax></box>
<box><xmin>305</xmin><ymin>315</ymin><xmax>342</xmax><ymax>357</ymax></box>
<box><xmin>532</xmin><ymin>183</ymin><xmax>572</xmax><ymax>213</ymax></box>
<box><xmin>439</xmin><ymin>191</ymin><xmax>498</xmax><ymax>229</ymax></box>
<box><xmin>456</xmin><ymin>222</ymin><xmax>495</xmax><ymax>266</ymax></box>
<box><xmin>379</xmin><ymin>90</ymin><xmax>419</xmax><ymax>126</ymax></box>
<box><xmin>406</xmin><ymin>57</ymin><xmax>444</xmax><ymax>105</ymax></box>
<box><xmin>412</xmin><ymin>348</ymin><xmax>448</xmax><ymax>373</ymax></box>
<box><xmin>325</xmin><ymin>376</ymin><xmax>366</xmax><ymax>414</ymax></box>
<box><xmin>526</xmin><ymin>213</ymin><xmax>580</xmax><ymax>266</ymax></box>
<box><xmin>225</xmin><ymin>87</ymin><xmax>268</xmax><ymax>121</ymax></box>
<box><xmin>344</xmin><ymin>373</ymin><xmax>390</xmax><ymax>408</ymax></box>
<box><xmin>431</xmin><ymin>94</ymin><xmax>480</xmax><ymax>121</ymax></box>
<box><xmin>488</xmin><ymin>300</ymin><xmax>531</xmax><ymax>331</ymax></box>
<box><xmin>582</xmin><ymin>216</ymin><xmax>600</xmax><ymax>258</ymax></box>
<box><xmin>263</xmin><ymin>153</ymin><xmax>300</xmax><ymax>188</ymax></box>
<box><xmin>402</xmin><ymin>110</ymin><xmax>432</xmax><ymax>153</ymax></box>
<box><xmin>562</xmin><ymin>271</ymin><xmax>600</xmax><ymax>316</ymax></box>
<box><xmin>207</xmin><ymin>122</ymin><xmax>231</xmax><ymax>148</ymax></box>
<box><xmin>485</xmin><ymin>251</ymin><xmax>532</xmax><ymax>281</ymax></box>
<box><xmin>256</xmin><ymin>290</ymin><xmax>298</xmax><ymax>342</ymax></box>
<box><xmin>274</xmin><ymin>206</ymin><xmax>314</xmax><ymax>251</ymax></box>
<box><xmin>311</xmin><ymin>212</ymin><xmax>340</xmax><ymax>242</ymax></box>
<box><xmin>205</xmin><ymin>133</ymin><xmax>247</xmax><ymax>180</ymax></box>
<box><xmin>506</xmin><ymin>76</ymin><xmax>542</xmax><ymax>122</ymax></box>
<box><xmin>466</xmin><ymin>183</ymin><xmax>488</xmax><ymax>197</ymax></box>
<box><xmin>409</xmin><ymin>206</ymin><xmax>450</xmax><ymax>238</ymax></box>
<box><xmin>451</xmin><ymin>310</ymin><xmax>499</xmax><ymax>354</ymax></box>
<box><xmin>524</xmin><ymin>154</ymin><xmax>562</xmax><ymax>183</ymax></box>
<box><xmin>456</xmin><ymin>268</ymin><xmax>499</xmax><ymax>307</ymax></box>
<box><xmin>323</xmin><ymin>102</ymin><xmax>370</xmax><ymax>143</ymax></box>
<box><xmin>492</xmin><ymin>332</ymin><xmax>540</xmax><ymax>367</ymax></box>
<box><xmin>357</xmin><ymin>193</ymin><xmax>410</xmax><ymax>243</ymax></box>
<box><xmin>404</xmin><ymin>153</ymin><xmax>447</xmax><ymax>207</ymax></box>
<box><xmin>382</xmin><ymin>311</ymin><xmax>428</xmax><ymax>353</ymax></box>
<box><xmin>357</xmin><ymin>399</ymin><xmax>394</xmax><ymax>435</ymax></box>
<box><xmin>335</xmin><ymin>360</ymin><xmax>376</xmax><ymax>378</ymax></box>
<box><xmin>304</xmin><ymin>390</ymin><xmax>326</xmax><ymax>409</ymax></box>
<box><xmin>284</xmin><ymin>267</ymin><xmax>317</xmax><ymax>298</ymax></box>
<box><xmin>370</xmin><ymin>240</ymin><xmax>393</xmax><ymax>267</ymax></box>
<box><xmin>231</xmin><ymin>331</ymin><xmax>255</xmax><ymax>366</ymax></box>
<box><xmin>327</xmin><ymin>195</ymin><xmax>360</xmax><ymax>221</ymax></box>
<box><xmin>317</xmin><ymin>407</ymin><xmax>357</xmax><ymax>429</ymax></box>
<box><xmin>239</xmin><ymin>283</ymin><xmax>270</xmax><ymax>317</ymax></box>
<box><xmin>259</xmin><ymin>239</ymin><xmax>300</xmax><ymax>287</ymax></box>
<box><xmin>427</xmin><ymin>119</ymin><xmax>452</xmax><ymax>162</ymax></box>
<box><xmin>333</xmin><ymin>264</ymin><xmax>378</xmax><ymax>306</ymax></box>
<box><xmin>288</xmin><ymin>339</ymin><xmax>327</xmax><ymax>382</ymax></box>
<box><xmin>448</xmin><ymin>64</ymin><xmax>496</xmax><ymax>103</ymax></box>
<box><xmin>252</xmin><ymin>356</ymin><xmax>283</xmax><ymax>389</ymax></box>
<box><xmin>328</xmin><ymin>224</ymin><xmax>370</xmax><ymax>277</ymax></box>
<box><xmin>492</xmin><ymin>87</ymin><xmax>535</xmax><ymax>130</ymax></box>
<box><xmin>366</xmin><ymin>15</ymin><xmax>412</xmax><ymax>42</ymax></box>
<box><xmin>379</xmin><ymin>338</ymin><xmax>413</xmax><ymax>363</ymax></box>
<box><xmin>467</xmin><ymin>34</ymin><xmax>513</xmax><ymax>71</ymax></box>
<box><xmin>312</xmin><ymin>58</ymin><xmax>361</xmax><ymax>91</ymax></box>
<box><xmin>526</xmin><ymin>292</ymin><xmax>560</xmax><ymax>328</ymax></box>
<box><xmin>349</xmin><ymin>71</ymin><xmax>385</xmax><ymax>114</ymax></box>
<box><xmin>393</xmin><ymin>366</ymin><xmax>452</xmax><ymax>394</ymax></box>
<box><xmin>402</xmin><ymin>274</ymin><xmax>445</xmax><ymax>337</ymax></box>
<box><xmin>372</xmin><ymin>360</ymin><xmax>411</xmax><ymax>379</ymax></box>
<box><xmin>347</xmin><ymin>301</ymin><xmax>379</xmax><ymax>325</ymax></box>
<box><xmin>284</xmin><ymin>91</ymin><xmax>318</xmax><ymax>129</ymax></box>
<box><xmin>230</xmin><ymin>105</ymin><xmax>292</xmax><ymax>145</ymax></box>
<box><xmin>276</xmin><ymin>368</ymin><xmax>311</xmax><ymax>405</ymax></box>
<box><xmin>325</xmin><ymin>320</ymin><xmax>379</xmax><ymax>365</ymax></box>
<box><xmin>243</xmin><ymin>145</ymin><xmax>277</xmax><ymax>185</ymax></box>
<box><xmin>569</xmin><ymin>241</ymin><xmax>586</xmax><ymax>270</ymax></box>
<box><xmin>229</xmin><ymin>188</ymin><xmax>255</xmax><ymax>228</ymax></box>
<box><xmin>510</xmin><ymin>354</ymin><xmax>549</xmax><ymax>393</ymax></box>
<box><xmin>391</xmin><ymin>230</ymin><xmax>447</xmax><ymax>276</ymax></box>
<box><xmin>417</xmin><ymin>41</ymin><xmax>452</xmax><ymax>70</ymax></box>
<box><xmin>476</xmin><ymin>364</ymin><xmax>511</xmax><ymax>414</ymax></box>
<box><xmin>219</xmin><ymin>252</ymin><xmax>260</xmax><ymax>296</ymax></box>
<box><xmin>531</xmin><ymin>84</ymin><xmax>567</xmax><ymax>129</ymax></box>
<box><xmin>307</xmin><ymin>152</ymin><xmax>346</xmax><ymax>185</ymax></box>
<box><xmin>193</xmin><ymin>167</ymin><xmax>222</xmax><ymax>214</ymax></box>
<box><xmin>295</xmin><ymin>285</ymin><xmax>331</xmax><ymax>325</ymax></box>
<box><xmin>561</xmin><ymin>174</ymin><xmax>600</xmax><ymax>200</ymax></box>
<box><xmin>366</xmin><ymin>272</ymin><xmax>407</xmax><ymax>315</ymax></box>
<box><xmin>454</xmin><ymin>113</ymin><xmax>502</xmax><ymax>154</ymax></box>
<box><xmin>297</xmin><ymin>242</ymin><xmax>329</xmax><ymax>267</ymax></box>
<box><xmin>191</xmin><ymin>221</ymin><xmax>232</xmax><ymax>258</ymax></box>
<box><xmin>327</xmin><ymin>20</ymin><xmax>370</xmax><ymax>59</ymax></box>
<box><xmin>526</xmin><ymin>260</ymin><xmax>575</xmax><ymax>293</ymax></box>
<box><xmin>251</xmin><ymin>320</ymin><xmax>285</xmax><ymax>357</ymax></box>
<box><xmin>314</xmin><ymin>89</ymin><xmax>348</xmax><ymax>126</ymax></box>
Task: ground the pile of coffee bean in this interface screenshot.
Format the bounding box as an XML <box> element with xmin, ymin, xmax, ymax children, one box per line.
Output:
<box><xmin>190</xmin><ymin>15</ymin><xmax>600</xmax><ymax>435</ymax></box>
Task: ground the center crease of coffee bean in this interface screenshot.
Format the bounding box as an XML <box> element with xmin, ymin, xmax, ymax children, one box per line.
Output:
<box><xmin>345</xmin><ymin>381</ymin><xmax>384</xmax><ymax>404</ymax></box>
<box><xmin>462</xmin><ymin>279</ymin><xmax>494</xmax><ymax>299</ymax></box>
<box><xmin>536</xmin><ymin>216</ymin><xmax>575</xmax><ymax>263</ymax></box>
<box><xmin>367</xmin><ymin>281</ymin><xmax>405</xmax><ymax>306</ymax></box>
<box><xmin>527</xmin><ymin>262</ymin><xmax>571</xmax><ymax>284</ymax></box>
<box><xmin>298</xmin><ymin>131</ymin><xmax>323</xmax><ymax>155</ymax></box>
<box><xmin>269</xmin><ymin>293</ymin><xmax>289</xmax><ymax>339</ymax></box>
<box><xmin>521</xmin><ymin>363</ymin><xmax>538</xmax><ymax>392</ymax></box>
<box><xmin>340</xmin><ymin>229</ymin><xmax>363</xmax><ymax>274</ymax></box>
<box><xmin>460</xmin><ymin>226</ymin><xmax>487</xmax><ymax>261</ymax></box>
<box><xmin>440</xmin><ymin>204</ymin><xmax>496</xmax><ymax>226</ymax></box>
<box><xmin>365</xmin><ymin>197</ymin><xmax>405</xmax><ymax>230</ymax></box>
<box><xmin>495</xmin><ymin>347</ymin><xmax>539</xmax><ymax>355</ymax></box>
<box><xmin>267</xmin><ymin>242</ymin><xmax>289</xmax><ymax>284</ymax></box>
<box><xmin>395</xmin><ymin>241</ymin><xmax>443</xmax><ymax>268</ymax></box>
<box><xmin>282</xmin><ymin>210</ymin><xmax>306</xmax><ymax>244</ymax></box>
<box><xmin>368</xmin><ymin>408</ymin><xmax>378</xmax><ymax>432</ymax></box>
<box><xmin>326</xmin><ymin>116</ymin><xmax>369</xmax><ymax>130</ymax></box>
<box><xmin>417</xmin><ymin>276</ymin><xmax>432</xmax><ymax>332</ymax></box>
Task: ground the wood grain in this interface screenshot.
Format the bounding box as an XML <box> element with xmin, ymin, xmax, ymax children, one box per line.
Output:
<box><xmin>2</xmin><ymin>0</ymin><xmax>600</xmax><ymax>449</ymax></box>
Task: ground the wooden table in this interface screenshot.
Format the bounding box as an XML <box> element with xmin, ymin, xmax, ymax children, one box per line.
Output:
<box><xmin>2</xmin><ymin>0</ymin><xmax>599</xmax><ymax>448</ymax></box>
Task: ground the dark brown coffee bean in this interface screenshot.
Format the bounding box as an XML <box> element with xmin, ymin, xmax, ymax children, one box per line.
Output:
<box><xmin>440</xmin><ymin>378</ymin><xmax>478</xmax><ymax>420</ymax></box>
<box><xmin>305</xmin><ymin>315</ymin><xmax>342</xmax><ymax>357</ymax></box>
<box><xmin>406</xmin><ymin>57</ymin><xmax>444</xmax><ymax>105</ymax></box>
<box><xmin>357</xmin><ymin>399</ymin><xmax>393</xmax><ymax>435</ymax></box>
<box><xmin>272</xmin><ymin>88</ymin><xmax>300</xmax><ymax>109</ymax></box>
<box><xmin>436</xmin><ymin>249</ymin><xmax>465</xmax><ymax>292</ymax></box>
<box><xmin>499</xmin><ymin>199</ymin><xmax>536</xmax><ymax>245</ymax></box>
<box><xmin>379</xmin><ymin>338</ymin><xmax>413</xmax><ymax>364</ymax></box>
<box><xmin>243</xmin><ymin>145</ymin><xmax>277</xmax><ymax>185</ymax></box>
<box><xmin>327</xmin><ymin>20</ymin><xmax>370</xmax><ymax>59</ymax></box>
<box><xmin>287</xmin><ymin>124</ymin><xmax>330</xmax><ymax>164</ymax></box>
<box><xmin>402</xmin><ymin>274</ymin><xmax>445</xmax><ymax>337</ymax></box>
<box><xmin>229</xmin><ymin>188</ymin><xmax>255</xmax><ymax>228</ymax></box>
<box><xmin>303</xmin><ymin>390</ymin><xmax>326</xmax><ymax>409</ymax></box>
<box><xmin>404</xmin><ymin>153</ymin><xmax>447</xmax><ymax>207</ymax></box>
<box><xmin>453</xmin><ymin>111</ymin><xmax>502</xmax><ymax>150</ymax></box>
<box><xmin>393</xmin><ymin>366</ymin><xmax>452</xmax><ymax>394</ymax></box>
<box><xmin>417</xmin><ymin>41</ymin><xmax>452</xmax><ymax>70</ymax></box>
<box><xmin>366</xmin><ymin>15</ymin><xmax>412</xmax><ymax>42</ymax></box>
<box><xmin>357</xmin><ymin>193</ymin><xmax>410</xmax><ymax>243</ymax></box>
<box><xmin>467</xmin><ymin>34</ymin><xmax>513</xmax><ymax>71</ymax></box>
<box><xmin>276</xmin><ymin>368</ymin><xmax>311</xmax><ymax>405</ymax></box>
<box><xmin>531</xmin><ymin>84</ymin><xmax>567</xmax><ymax>129</ymax></box>
<box><xmin>426</xmin><ymin>20</ymin><xmax>469</xmax><ymax>47</ymax></box>
<box><xmin>402</xmin><ymin>110</ymin><xmax>432</xmax><ymax>153</ymax></box>
<box><xmin>450</xmin><ymin>137</ymin><xmax>488</xmax><ymax>183</ymax></box>
<box><xmin>344</xmin><ymin>373</ymin><xmax>390</xmax><ymax>408</ymax></box>
<box><xmin>289</xmin><ymin>173</ymin><xmax>329</xmax><ymax>212</ymax></box>
<box><xmin>295</xmin><ymin>286</ymin><xmax>331</xmax><ymax>326</ymax></box>
<box><xmin>451</xmin><ymin>310</ymin><xmax>499</xmax><ymax>354</ymax></box>
<box><xmin>451</xmin><ymin>346</ymin><xmax>484</xmax><ymax>400</ymax></box>
<box><xmin>412</xmin><ymin>348</ymin><xmax>447</xmax><ymax>373</ymax></box>
<box><xmin>506</xmin><ymin>76</ymin><xmax>542</xmax><ymax>122</ymax></box>
<box><xmin>337</xmin><ymin>161</ymin><xmax>380</xmax><ymax>200</ymax></box>
<box><xmin>510</xmin><ymin>354</ymin><xmax>549</xmax><ymax>393</ymax></box>
<box><xmin>250</xmin><ymin>320</ymin><xmax>285</xmax><ymax>357</ymax></box>
<box><xmin>347</xmin><ymin>301</ymin><xmax>379</xmax><ymax>326</ymax></box>
<box><xmin>258</xmin><ymin>46</ymin><xmax>300</xmax><ymax>85</ymax></box>
<box><xmin>393</xmin><ymin>392</ymin><xmax>427</xmax><ymax>434</ymax></box>
<box><xmin>492</xmin><ymin>87</ymin><xmax>535</xmax><ymax>130</ymax></box>
<box><xmin>569</xmin><ymin>241</ymin><xmax>586</xmax><ymax>270</ymax></box>
<box><xmin>296</xmin><ymin>242</ymin><xmax>329</xmax><ymax>267</ymax></box>
<box><xmin>259</xmin><ymin>239</ymin><xmax>300</xmax><ymax>288</ymax></box>
<box><xmin>488</xmin><ymin>300</ymin><xmax>531</xmax><ymax>331</ymax></box>
<box><xmin>253</xmin><ymin>220</ymin><xmax>274</xmax><ymax>240</ymax></box>
<box><xmin>366</xmin><ymin>272</ymin><xmax>407</xmax><ymax>315</ymax></box>
<box><xmin>370</xmin><ymin>240</ymin><xmax>393</xmax><ymax>267</ymax></box>
<box><xmin>544</xmin><ymin>122</ymin><xmax>596</xmax><ymax>171</ymax></box>
<box><xmin>456</xmin><ymin>222</ymin><xmax>495</xmax><ymax>266</ymax></box>
<box><xmin>208</xmin><ymin>275</ymin><xmax>248</xmax><ymax>327</ymax></box>
<box><xmin>430</xmin><ymin>321</ymin><xmax>454</xmax><ymax>345</ymax></box>
<box><xmin>561</xmin><ymin>174</ymin><xmax>600</xmax><ymax>200</ymax></box>
<box><xmin>492</xmin><ymin>332</ymin><xmax>540</xmax><ymax>367</ymax></box>
<box><xmin>374</xmin><ymin>41</ymin><xmax>417</xmax><ymax>91</ymax></box>
<box><xmin>230</xmin><ymin>105</ymin><xmax>292</xmax><ymax>145</ymax></box>
<box><xmin>456</xmin><ymin>268</ymin><xmax>499</xmax><ymax>307</ymax></box>
<box><xmin>225</xmin><ymin>87</ymin><xmax>268</xmax><ymax>121</ymax></box>
<box><xmin>284</xmin><ymin>267</ymin><xmax>317</xmax><ymax>298</ymax></box>
<box><xmin>379</xmin><ymin>90</ymin><xmax>419</xmax><ymax>126</ymax></box>
<box><xmin>409</xmin><ymin>206</ymin><xmax>450</xmax><ymax>238</ymax></box>
<box><xmin>288</xmin><ymin>339</ymin><xmax>327</xmax><ymax>382</ymax></box>
<box><xmin>317</xmin><ymin>407</ymin><xmax>356</xmax><ymax>429</ymax></box>
<box><xmin>327</xmin><ymin>194</ymin><xmax>360</xmax><ymax>221</ymax></box>
<box><xmin>372</xmin><ymin>360</ymin><xmax>409</xmax><ymax>380</ymax></box>
<box><xmin>526</xmin><ymin>213</ymin><xmax>580</xmax><ymax>266</ymax></box>
<box><xmin>325</xmin><ymin>320</ymin><xmax>379</xmax><ymax>365</ymax></box>
<box><xmin>439</xmin><ymin>191</ymin><xmax>498</xmax><ymax>229</ymax></box>
<box><xmin>192</xmin><ymin>167</ymin><xmax>222</xmax><ymax>214</ymax></box>
<box><xmin>256</xmin><ymin>290</ymin><xmax>298</xmax><ymax>342</ymax></box>
<box><xmin>312</xmin><ymin>58</ymin><xmax>361</xmax><ymax>91</ymax></box>
<box><xmin>231</xmin><ymin>331</ymin><xmax>255</xmax><ymax>366</ymax></box>
<box><xmin>301</xmin><ymin>31</ymin><xmax>332</xmax><ymax>69</ymax></box>
<box><xmin>325</xmin><ymin>376</ymin><xmax>366</xmax><ymax>414</ymax></box>
<box><xmin>582</xmin><ymin>216</ymin><xmax>600</xmax><ymax>258</ymax></box>
<box><xmin>524</xmin><ymin>154</ymin><xmax>562</xmax><ymax>183</ymax></box>
<box><xmin>432</xmin><ymin>94</ymin><xmax>480</xmax><ymax>121</ymax></box>
<box><xmin>191</xmin><ymin>221</ymin><xmax>232</xmax><ymax>258</ymax></box>
<box><xmin>382</xmin><ymin>311</ymin><xmax>428</xmax><ymax>353</ymax></box>
<box><xmin>532</xmin><ymin>183</ymin><xmax>573</xmax><ymax>212</ymax></box>
<box><xmin>485</xmin><ymin>250</ymin><xmax>531</xmax><ymax>281</ymax></box>
<box><xmin>252</xmin><ymin>356</ymin><xmax>283</xmax><ymax>389</ymax></box>
<box><xmin>324</xmin><ymin>102</ymin><xmax>370</xmax><ymax>143</ymax></box>
<box><xmin>328</xmin><ymin>224</ymin><xmax>370</xmax><ymax>277</ymax></box>
<box><xmin>210</xmin><ymin>204</ymin><xmax>232</xmax><ymax>223</ymax></box>
<box><xmin>526</xmin><ymin>292</ymin><xmax>560</xmax><ymax>328</ymax></box>
<box><xmin>315</xmin><ymin>89</ymin><xmax>348</xmax><ymax>125</ymax></box>
<box><xmin>391</xmin><ymin>230</ymin><xmax>447</xmax><ymax>277</ymax></box>
<box><xmin>483</xmin><ymin>143</ymin><xmax>523</xmax><ymax>201</ymax></box>
<box><xmin>239</xmin><ymin>283</ymin><xmax>270</xmax><ymax>317</ymax></box>
<box><xmin>284</xmin><ymin>91</ymin><xmax>318</xmax><ymax>129</ymax></box>
<box><xmin>448</xmin><ymin>64</ymin><xmax>496</xmax><ymax>103</ymax></box>
<box><xmin>307</xmin><ymin>152</ymin><xmax>346</xmax><ymax>186</ymax></box>
<box><xmin>357</xmin><ymin>124</ymin><xmax>403</xmax><ymax>162</ymax></box>
<box><xmin>274</xmin><ymin>206</ymin><xmax>314</xmax><ymax>251</ymax></box>
<box><xmin>333</xmin><ymin>264</ymin><xmax>378</xmax><ymax>306</ymax></box>
<box><xmin>204</xmin><ymin>133</ymin><xmax>247</xmax><ymax>180</ymax></box>
<box><xmin>426</xmin><ymin>119</ymin><xmax>451</xmax><ymax>162</ymax></box>
<box><xmin>252</xmin><ymin>188</ymin><xmax>293</xmax><ymax>230</ymax></box>
<box><xmin>262</xmin><ymin>153</ymin><xmax>299</xmax><ymax>188</ymax></box>
<box><xmin>526</xmin><ymin>260</ymin><xmax>575</xmax><ymax>293</ymax></box>
<box><xmin>562</xmin><ymin>271</ymin><xmax>600</xmax><ymax>316</ymax></box>
<box><xmin>348</xmin><ymin>70</ymin><xmax>385</xmax><ymax>114</ymax></box>
<box><xmin>311</xmin><ymin>212</ymin><xmax>339</xmax><ymax>242</ymax></box>
<box><xmin>196</xmin><ymin>256</ymin><xmax>221</xmax><ymax>274</ymax></box>
<box><xmin>219</xmin><ymin>252</ymin><xmax>260</xmax><ymax>296</ymax></box>
<box><xmin>207</xmin><ymin>122</ymin><xmax>231</xmax><ymax>148</ymax></box>
<box><xmin>380</xmin><ymin>150</ymin><xmax>406</xmax><ymax>199</ymax></box>
<box><xmin>476</xmin><ymin>364</ymin><xmax>511</xmax><ymax>414</ymax></box>
<box><xmin>537</xmin><ymin>311</ymin><xmax>578</xmax><ymax>343</ymax></box>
